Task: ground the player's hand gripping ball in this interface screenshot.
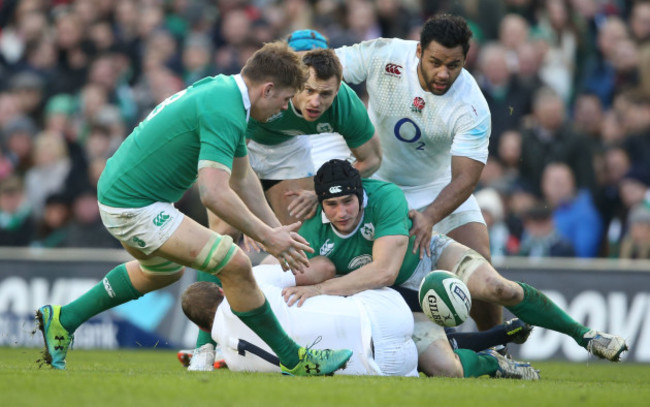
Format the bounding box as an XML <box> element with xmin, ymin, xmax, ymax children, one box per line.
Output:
<box><xmin>418</xmin><ymin>270</ymin><xmax>472</xmax><ymax>327</ymax></box>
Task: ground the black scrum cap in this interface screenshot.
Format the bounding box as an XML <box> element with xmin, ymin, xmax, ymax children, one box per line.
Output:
<box><xmin>314</xmin><ymin>159</ymin><xmax>363</xmax><ymax>204</ymax></box>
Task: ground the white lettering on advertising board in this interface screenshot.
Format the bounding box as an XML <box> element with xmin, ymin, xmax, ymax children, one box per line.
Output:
<box><xmin>521</xmin><ymin>291</ymin><xmax>650</xmax><ymax>362</ymax></box>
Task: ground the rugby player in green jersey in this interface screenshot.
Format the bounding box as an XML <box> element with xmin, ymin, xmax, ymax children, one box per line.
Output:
<box><xmin>209</xmin><ymin>31</ymin><xmax>381</xmax><ymax>235</ymax></box>
<box><xmin>245</xmin><ymin>47</ymin><xmax>381</xmax><ymax>225</ymax></box>
<box><xmin>184</xmin><ymin>33</ymin><xmax>381</xmax><ymax>370</ymax></box>
<box><xmin>282</xmin><ymin>159</ymin><xmax>628</xmax><ymax>377</ymax></box>
<box><xmin>34</xmin><ymin>42</ymin><xmax>352</xmax><ymax>375</ymax></box>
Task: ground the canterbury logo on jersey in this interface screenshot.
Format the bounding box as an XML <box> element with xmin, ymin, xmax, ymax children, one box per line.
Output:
<box><xmin>320</xmin><ymin>239</ymin><xmax>334</xmax><ymax>256</ymax></box>
<box><xmin>153</xmin><ymin>211</ymin><xmax>170</xmax><ymax>227</ymax></box>
<box><xmin>384</xmin><ymin>63</ymin><xmax>403</xmax><ymax>77</ymax></box>
<box><xmin>329</xmin><ymin>186</ymin><xmax>342</xmax><ymax>193</ymax></box>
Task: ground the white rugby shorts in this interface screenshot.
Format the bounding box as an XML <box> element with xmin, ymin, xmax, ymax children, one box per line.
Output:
<box><xmin>353</xmin><ymin>288</ymin><xmax>419</xmax><ymax>377</ymax></box>
<box><xmin>375</xmin><ymin>180</ymin><xmax>486</xmax><ymax>234</ymax></box>
<box><xmin>400</xmin><ymin>234</ymin><xmax>456</xmax><ymax>291</ymax></box>
<box><xmin>412</xmin><ymin>312</ymin><xmax>448</xmax><ymax>355</ymax></box>
<box><xmin>98</xmin><ymin>201</ymin><xmax>184</xmax><ymax>255</ymax></box>
<box><xmin>248</xmin><ymin>136</ymin><xmax>314</xmax><ymax>180</ymax></box>
<box><xmin>309</xmin><ymin>132</ymin><xmax>354</xmax><ymax>170</ymax></box>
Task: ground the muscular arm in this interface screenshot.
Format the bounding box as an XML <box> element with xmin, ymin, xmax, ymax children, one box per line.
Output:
<box><xmin>294</xmin><ymin>256</ymin><xmax>337</xmax><ymax>286</ymax></box>
<box><xmin>283</xmin><ymin>234</ymin><xmax>408</xmax><ymax>306</ymax></box>
<box><xmin>350</xmin><ymin>134</ymin><xmax>382</xmax><ymax>177</ymax></box>
<box><xmin>409</xmin><ymin>156</ymin><xmax>484</xmax><ymax>257</ymax></box>
<box><xmin>229</xmin><ymin>155</ymin><xmax>281</xmax><ymax>228</ymax></box>
<box><xmin>198</xmin><ymin>165</ymin><xmax>276</xmax><ymax>244</ymax></box>
<box><xmin>421</xmin><ymin>156</ymin><xmax>484</xmax><ymax>224</ymax></box>
<box><xmin>318</xmin><ymin>235</ymin><xmax>408</xmax><ymax>296</ymax></box>
<box><xmin>198</xmin><ymin>163</ymin><xmax>313</xmax><ymax>273</ymax></box>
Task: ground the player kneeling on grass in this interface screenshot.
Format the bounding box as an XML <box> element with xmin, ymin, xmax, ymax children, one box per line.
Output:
<box><xmin>281</xmin><ymin>160</ymin><xmax>628</xmax><ymax>377</ymax></box>
<box><xmin>182</xmin><ymin>262</ymin><xmax>540</xmax><ymax>379</ymax></box>
<box><xmin>33</xmin><ymin>42</ymin><xmax>352</xmax><ymax>376</ymax></box>
<box><xmin>182</xmin><ymin>263</ymin><xmax>418</xmax><ymax>376</ymax></box>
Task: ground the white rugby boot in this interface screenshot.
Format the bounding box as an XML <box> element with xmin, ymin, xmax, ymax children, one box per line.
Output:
<box><xmin>187</xmin><ymin>343</ymin><xmax>215</xmax><ymax>372</ymax></box>
<box><xmin>584</xmin><ymin>330</ymin><xmax>628</xmax><ymax>362</ymax></box>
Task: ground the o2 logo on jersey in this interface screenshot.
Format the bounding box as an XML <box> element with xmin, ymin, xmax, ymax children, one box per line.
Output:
<box><xmin>348</xmin><ymin>254</ymin><xmax>373</xmax><ymax>270</ymax></box>
<box><xmin>384</xmin><ymin>63</ymin><xmax>403</xmax><ymax>77</ymax></box>
<box><xmin>394</xmin><ymin>118</ymin><xmax>425</xmax><ymax>151</ymax></box>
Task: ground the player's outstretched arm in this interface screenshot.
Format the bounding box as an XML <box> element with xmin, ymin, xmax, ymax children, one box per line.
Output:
<box><xmin>350</xmin><ymin>134</ymin><xmax>382</xmax><ymax>177</ymax></box>
<box><xmin>411</xmin><ymin>156</ymin><xmax>484</xmax><ymax>258</ymax></box>
<box><xmin>230</xmin><ymin>155</ymin><xmax>281</xmax><ymax>228</ymax></box>
<box><xmin>197</xmin><ymin>166</ymin><xmax>312</xmax><ymax>272</ymax></box>
<box><xmin>282</xmin><ymin>235</ymin><xmax>407</xmax><ymax>306</ymax></box>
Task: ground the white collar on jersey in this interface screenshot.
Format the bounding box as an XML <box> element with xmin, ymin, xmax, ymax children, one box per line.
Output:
<box><xmin>233</xmin><ymin>74</ymin><xmax>251</xmax><ymax>122</ymax></box>
<box><xmin>321</xmin><ymin>190</ymin><xmax>369</xmax><ymax>238</ymax></box>
<box><xmin>288</xmin><ymin>98</ymin><xmax>301</xmax><ymax>117</ymax></box>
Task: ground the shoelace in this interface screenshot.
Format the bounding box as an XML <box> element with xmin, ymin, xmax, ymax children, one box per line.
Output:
<box><xmin>302</xmin><ymin>336</ymin><xmax>332</xmax><ymax>362</ymax></box>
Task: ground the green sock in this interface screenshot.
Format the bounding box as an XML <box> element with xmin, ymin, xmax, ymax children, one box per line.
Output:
<box><xmin>507</xmin><ymin>282</ymin><xmax>590</xmax><ymax>346</ymax></box>
<box><xmin>195</xmin><ymin>329</ymin><xmax>216</xmax><ymax>348</ymax></box>
<box><xmin>59</xmin><ymin>264</ymin><xmax>142</xmax><ymax>333</ymax></box>
<box><xmin>231</xmin><ymin>298</ymin><xmax>300</xmax><ymax>368</ymax></box>
<box><xmin>455</xmin><ymin>349</ymin><xmax>499</xmax><ymax>378</ymax></box>
<box><xmin>194</xmin><ymin>272</ymin><xmax>220</xmax><ymax>348</ymax></box>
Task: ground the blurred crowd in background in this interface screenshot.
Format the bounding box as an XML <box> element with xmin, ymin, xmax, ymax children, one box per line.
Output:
<box><xmin>0</xmin><ymin>0</ymin><xmax>649</xmax><ymax>259</ymax></box>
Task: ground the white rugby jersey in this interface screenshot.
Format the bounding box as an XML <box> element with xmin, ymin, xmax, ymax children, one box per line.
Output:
<box><xmin>335</xmin><ymin>38</ymin><xmax>491</xmax><ymax>191</ymax></box>
<box><xmin>212</xmin><ymin>265</ymin><xmax>417</xmax><ymax>376</ymax></box>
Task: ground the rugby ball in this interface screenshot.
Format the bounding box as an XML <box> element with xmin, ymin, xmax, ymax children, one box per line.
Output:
<box><xmin>418</xmin><ymin>270</ymin><xmax>472</xmax><ymax>327</ymax></box>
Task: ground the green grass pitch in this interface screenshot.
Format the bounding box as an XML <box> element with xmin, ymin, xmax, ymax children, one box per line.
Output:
<box><xmin>1</xmin><ymin>347</ymin><xmax>649</xmax><ymax>407</ymax></box>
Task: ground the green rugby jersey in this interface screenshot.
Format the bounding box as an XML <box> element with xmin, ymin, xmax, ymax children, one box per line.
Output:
<box><xmin>98</xmin><ymin>75</ymin><xmax>248</xmax><ymax>208</ymax></box>
<box><xmin>299</xmin><ymin>179</ymin><xmax>420</xmax><ymax>285</ymax></box>
<box><xmin>246</xmin><ymin>82</ymin><xmax>374</xmax><ymax>147</ymax></box>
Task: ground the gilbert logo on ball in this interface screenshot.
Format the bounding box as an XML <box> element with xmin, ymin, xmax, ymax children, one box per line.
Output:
<box><xmin>418</xmin><ymin>270</ymin><xmax>472</xmax><ymax>327</ymax></box>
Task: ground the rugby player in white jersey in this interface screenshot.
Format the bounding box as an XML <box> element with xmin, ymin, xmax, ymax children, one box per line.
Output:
<box><xmin>334</xmin><ymin>14</ymin><xmax>501</xmax><ymax>331</ymax></box>
<box><xmin>181</xmin><ymin>262</ymin><xmax>541</xmax><ymax>379</ymax></box>
<box><xmin>181</xmin><ymin>263</ymin><xmax>418</xmax><ymax>377</ymax></box>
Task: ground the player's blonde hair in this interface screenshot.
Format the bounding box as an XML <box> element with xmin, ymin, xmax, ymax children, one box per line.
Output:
<box><xmin>241</xmin><ymin>41</ymin><xmax>308</xmax><ymax>92</ymax></box>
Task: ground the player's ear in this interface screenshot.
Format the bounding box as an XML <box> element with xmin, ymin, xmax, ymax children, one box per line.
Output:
<box><xmin>416</xmin><ymin>42</ymin><xmax>422</xmax><ymax>60</ymax></box>
<box><xmin>262</xmin><ymin>82</ymin><xmax>275</xmax><ymax>98</ymax></box>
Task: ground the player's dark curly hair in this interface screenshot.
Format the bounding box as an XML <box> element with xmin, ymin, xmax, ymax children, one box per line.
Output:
<box><xmin>420</xmin><ymin>14</ymin><xmax>473</xmax><ymax>57</ymax></box>
<box><xmin>302</xmin><ymin>48</ymin><xmax>343</xmax><ymax>84</ymax></box>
